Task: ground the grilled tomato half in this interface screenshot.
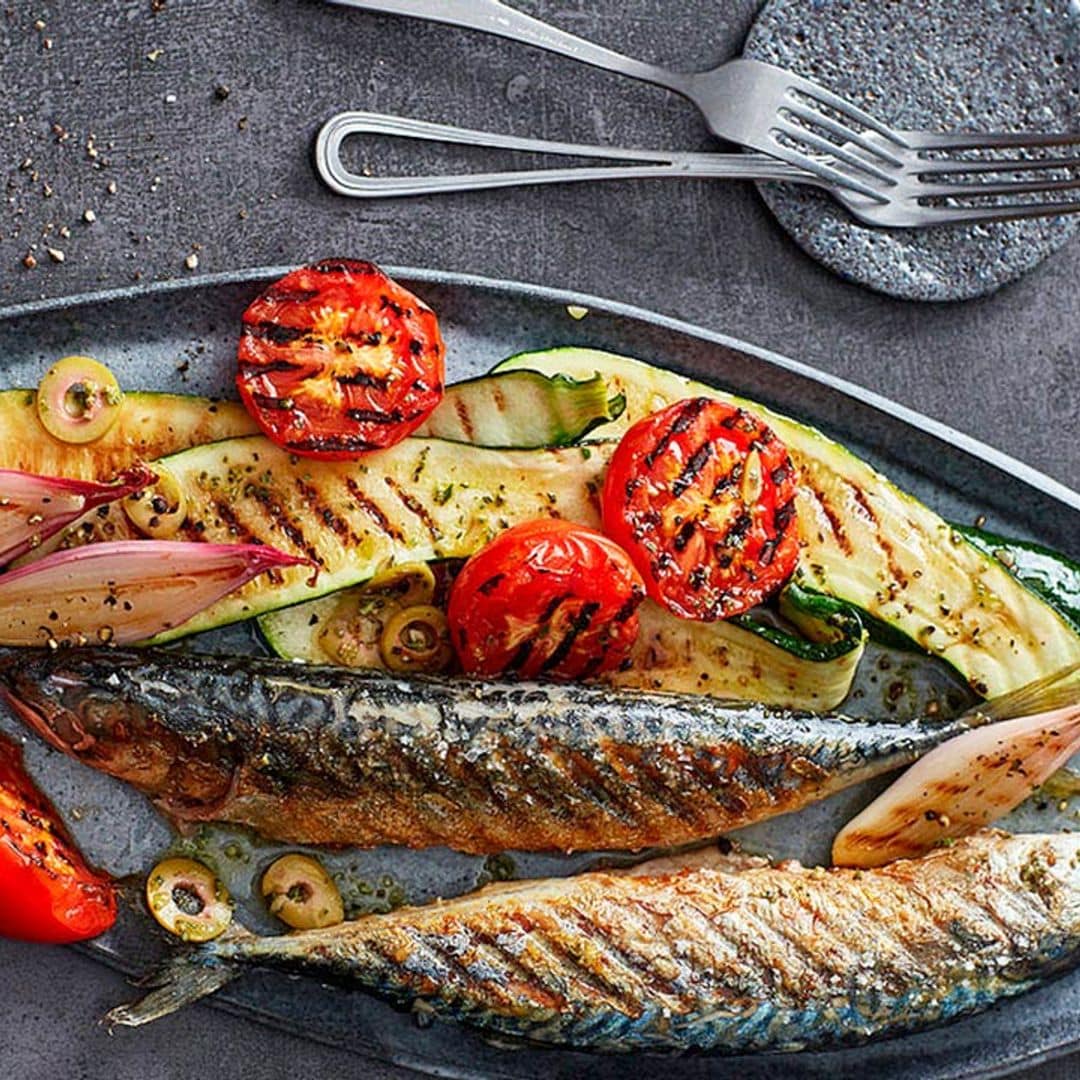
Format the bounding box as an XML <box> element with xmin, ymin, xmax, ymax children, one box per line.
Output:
<box><xmin>448</xmin><ymin>519</ymin><xmax>646</xmax><ymax>680</ymax></box>
<box><xmin>601</xmin><ymin>397</ymin><xmax>800</xmax><ymax>620</ymax></box>
<box><xmin>0</xmin><ymin>734</ymin><xmax>116</xmax><ymax>943</ymax></box>
<box><xmin>237</xmin><ymin>260</ymin><xmax>445</xmax><ymax>459</ymax></box>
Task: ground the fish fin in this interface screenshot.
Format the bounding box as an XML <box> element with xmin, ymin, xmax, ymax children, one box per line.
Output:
<box><xmin>834</xmin><ymin>699</ymin><xmax>1080</xmax><ymax>868</ymax></box>
<box><xmin>105</xmin><ymin>951</ymin><xmax>241</xmax><ymax>1027</ymax></box>
<box><xmin>959</xmin><ymin>661</ymin><xmax>1080</xmax><ymax>725</ymax></box>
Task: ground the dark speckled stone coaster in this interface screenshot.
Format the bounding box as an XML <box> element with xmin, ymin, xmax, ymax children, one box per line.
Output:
<box><xmin>744</xmin><ymin>0</ymin><xmax>1080</xmax><ymax>301</ymax></box>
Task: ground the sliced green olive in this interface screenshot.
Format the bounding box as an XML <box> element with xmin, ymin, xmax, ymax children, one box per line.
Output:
<box><xmin>380</xmin><ymin>604</ymin><xmax>453</xmax><ymax>674</ymax></box>
<box><xmin>37</xmin><ymin>356</ymin><xmax>124</xmax><ymax>444</ymax></box>
<box><xmin>146</xmin><ymin>857</ymin><xmax>233</xmax><ymax>942</ymax></box>
<box><xmin>261</xmin><ymin>854</ymin><xmax>344</xmax><ymax>930</ymax></box>
<box><xmin>320</xmin><ymin>563</ymin><xmax>437</xmax><ymax>668</ymax></box>
<box><xmin>123</xmin><ymin>465</ymin><xmax>186</xmax><ymax>538</ymax></box>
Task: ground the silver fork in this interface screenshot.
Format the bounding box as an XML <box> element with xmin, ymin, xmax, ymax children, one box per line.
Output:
<box><xmin>315</xmin><ymin>113</ymin><xmax>1080</xmax><ymax>228</ymax></box>
<box><xmin>325</xmin><ymin>0</ymin><xmax>1080</xmax><ymax>211</ymax></box>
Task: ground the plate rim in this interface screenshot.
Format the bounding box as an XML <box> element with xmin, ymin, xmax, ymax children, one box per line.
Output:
<box><xmin>6</xmin><ymin>265</ymin><xmax>1080</xmax><ymax>1079</ymax></box>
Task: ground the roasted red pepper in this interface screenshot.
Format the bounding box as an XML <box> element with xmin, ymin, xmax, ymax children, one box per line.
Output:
<box><xmin>0</xmin><ymin>734</ymin><xmax>117</xmax><ymax>943</ymax></box>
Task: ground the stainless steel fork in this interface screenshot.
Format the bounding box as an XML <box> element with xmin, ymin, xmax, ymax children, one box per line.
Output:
<box><xmin>325</xmin><ymin>0</ymin><xmax>1080</xmax><ymax>210</ymax></box>
<box><xmin>315</xmin><ymin>112</ymin><xmax>1080</xmax><ymax>228</ymax></box>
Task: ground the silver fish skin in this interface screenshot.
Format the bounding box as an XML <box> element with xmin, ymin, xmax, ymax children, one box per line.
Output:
<box><xmin>0</xmin><ymin>648</ymin><xmax>1065</xmax><ymax>854</ymax></box>
<box><xmin>111</xmin><ymin>831</ymin><xmax>1080</xmax><ymax>1052</ymax></box>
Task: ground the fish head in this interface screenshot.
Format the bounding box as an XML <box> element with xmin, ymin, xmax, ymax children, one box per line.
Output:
<box><xmin>0</xmin><ymin>648</ymin><xmax>170</xmax><ymax>778</ymax></box>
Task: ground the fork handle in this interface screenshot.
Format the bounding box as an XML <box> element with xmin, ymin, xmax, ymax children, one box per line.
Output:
<box><xmin>324</xmin><ymin>0</ymin><xmax>696</xmax><ymax>96</ymax></box>
<box><xmin>314</xmin><ymin>112</ymin><xmax>815</xmax><ymax>198</ymax></box>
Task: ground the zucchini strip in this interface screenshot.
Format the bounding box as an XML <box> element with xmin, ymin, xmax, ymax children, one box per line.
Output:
<box><xmin>0</xmin><ymin>389</ymin><xmax>256</xmax><ymax>479</ymax></box>
<box><xmin>493</xmin><ymin>348</ymin><xmax>1080</xmax><ymax>697</ymax></box>
<box><xmin>413</xmin><ymin>370</ymin><xmax>625</xmax><ymax>448</ymax></box>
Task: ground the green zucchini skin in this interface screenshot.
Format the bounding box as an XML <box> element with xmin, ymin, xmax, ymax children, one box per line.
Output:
<box><xmin>955</xmin><ymin>525</ymin><xmax>1080</xmax><ymax>636</ymax></box>
<box><xmin>413</xmin><ymin>370</ymin><xmax>625</xmax><ymax>448</ymax></box>
<box><xmin>493</xmin><ymin>348</ymin><xmax>1080</xmax><ymax>697</ymax></box>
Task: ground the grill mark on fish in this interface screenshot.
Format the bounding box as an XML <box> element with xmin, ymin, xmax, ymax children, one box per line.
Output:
<box><xmin>384</xmin><ymin>476</ymin><xmax>442</xmax><ymax>543</ymax></box>
<box><xmin>507</xmin><ymin>910</ymin><xmax>643</xmax><ymax>1011</ymax></box>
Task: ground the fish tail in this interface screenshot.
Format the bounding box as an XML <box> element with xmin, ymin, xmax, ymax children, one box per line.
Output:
<box><xmin>105</xmin><ymin>947</ymin><xmax>242</xmax><ymax>1027</ymax></box>
<box><xmin>959</xmin><ymin>661</ymin><xmax>1080</xmax><ymax>726</ymax></box>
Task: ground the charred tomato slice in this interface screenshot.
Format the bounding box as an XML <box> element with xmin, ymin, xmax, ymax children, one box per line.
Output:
<box><xmin>601</xmin><ymin>397</ymin><xmax>800</xmax><ymax>621</ymax></box>
<box><xmin>237</xmin><ymin>260</ymin><xmax>445</xmax><ymax>460</ymax></box>
<box><xmin>447</xmin><ymin>519</ymin><xmax>646</xmax><ymax>680</ymax></box>
<box><xmin>0</xmin><ymin>734</ymin><xmax>117</xmax><ymax>943</ymax></box>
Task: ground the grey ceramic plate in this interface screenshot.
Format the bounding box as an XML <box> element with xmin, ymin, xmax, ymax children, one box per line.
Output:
<box><xmin>1</xmin><ymin>267</ymin><xmax>1079</xmax><ymax>1080</ymax></box>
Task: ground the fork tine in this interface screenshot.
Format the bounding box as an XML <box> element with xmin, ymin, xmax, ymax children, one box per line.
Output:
<box><xmin>786</xmin><ymin>77</ymin><xmax>910</xmax><ymax>148</ymax></box>
<box><xmin>915</xmin><ymin>175</ymin><xmax>1080</xmax><ymax>200</ymax></box>
<box><xmin>782</xmin><ymin>102</ymin><xmax>905</xmax><ymax>168</ymax></box>
<box><xmin>917</xmin><ymin>154</ymin><xmax>1080</xmax><ymax>176</ymax></box>
<box><xmin>774</xmin><ymin>121</ymin><xmax>899</xmax><ymax>186</ymax></box>
<box><xmin>928</xmin><ymin>198</ymin><xmax>1080</xmax><ymax>225</ymax></box>
<box><xmin>908</xmin><ymin>130</ymin><xmax>1080</xmax><ymax>152</ymax></box>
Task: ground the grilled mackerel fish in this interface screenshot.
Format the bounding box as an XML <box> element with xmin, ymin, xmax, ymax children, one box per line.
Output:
<box><xmin>112</xmin><ymin>832</ymin><xmax>1080</xmax><ymax>1052</ymax></box>
<box><xmin>3</xmin><ymin>649</ymin><xmax>1075</xmax><ymax>854</ymax></box>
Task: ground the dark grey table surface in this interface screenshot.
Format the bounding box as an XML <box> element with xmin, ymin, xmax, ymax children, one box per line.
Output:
<box><xmin>0</xmin><ymin>1</ymin><xmax>1077</xmax><ymax>1078</ymax></box>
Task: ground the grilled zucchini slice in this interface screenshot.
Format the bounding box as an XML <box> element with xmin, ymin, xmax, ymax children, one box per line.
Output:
<box><xmin>493</xmin><ymin>348</ymin><xmax>1080</xmax><ymax>696</ymax></box>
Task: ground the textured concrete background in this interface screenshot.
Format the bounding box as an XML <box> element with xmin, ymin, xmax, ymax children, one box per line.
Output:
<box><xmin>0</xmin><ymin>0</ymin><xmax>1078</xmax><ymax>1077</ymax></box>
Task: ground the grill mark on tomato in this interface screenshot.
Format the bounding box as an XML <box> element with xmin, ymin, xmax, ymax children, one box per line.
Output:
<box><xmin>242</xmin><ymin>485</ymin><xmax>323</xmax><ymax>564</ymax></box>
<box><xmin>244</xmin><ymin>323</ymin><xmax>307</xmax><ymax>346</ymax></box>
<box><xmin>719</xmin><ymin>512</ymin><xmax>753</xmax><ymax>549</ymax></box>
<box><xmin>249</xmin><ymin>392</ymin><xmax>295</xmax><ymax>412</ymax></box>
<box><xmin>758</xmin><ymin>539</ymin><xmax>778</xmax><ymax>567</ymax></box>
<box><xmin>644</xmin><ymin>398</ymin><xmax>708</xmax><ymax>468</ymax></box>
<box><xmin>384</xmin><ymin>476</ymin><xmax>442</xmax><ymax>542</ymax></box>
<box><xmin>673</xmin><ymin>518</ymin><xmax>697</xmax><ymax>553</ymax></box>
<box><xmin>711</xmin><ymin>462</ymin><xmax>742</xmax><ymax>498</ymax></box>
<box><xmin>477</xmin><ymin>573</ymin><xmax>505</xmax><ymax>597</ymax></box>
<box><xmin>453</xmin><ymin>396</ymin><xmax>476</xmax><ymax>442</ymax></box>
<box><xmin>343</xmin><ymin>478</ymin><xmax>404</xmax><ymax>543</ymax></box>
<box><xmin>293</xmin><ymin>476</ymin><xmax>361</xmax><ymax>548</ymax></box>
<box><xmin>505</xmin><ymin>638</ymin><xmax>534</xmax><ymax>674</ymax></box>
<box><xmin>671</xmin><ymin>441</ymin><xmax>714</xmax><ymax>498</ymax></box>
<box><xmin>775</xmin><ymin>498</ymin><xmax>797</xmax><ymax>533</ymax></box>
<box><xmin>336</xmin><ymin>370</ymin><xmax>389</xmax><ymax>390</ymax></box>
<box><xmin>613</xmin><ymin>591</ymin><xmax>643</xmax><ymax>624</ymax></box>
<box><xmin>531</xmin><ymin>593</ymin><xmax>568</xmax><ymax>624</ymax></box>
<box><xmin>540</xmin><ymin>601</ymin><xmax>600</xmax><ymax>674</ymax></box>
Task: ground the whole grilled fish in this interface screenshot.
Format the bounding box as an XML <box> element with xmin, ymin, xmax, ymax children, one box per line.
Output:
<box><xmin>2</xmin><ymin>649</ymin><xmax>1075</xmax><ymax>854</ymax></box>
<box><xmin>110</xmin><ymin>831</ymin><xmax>1080</xmax><ymax>1052</ymax></box>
